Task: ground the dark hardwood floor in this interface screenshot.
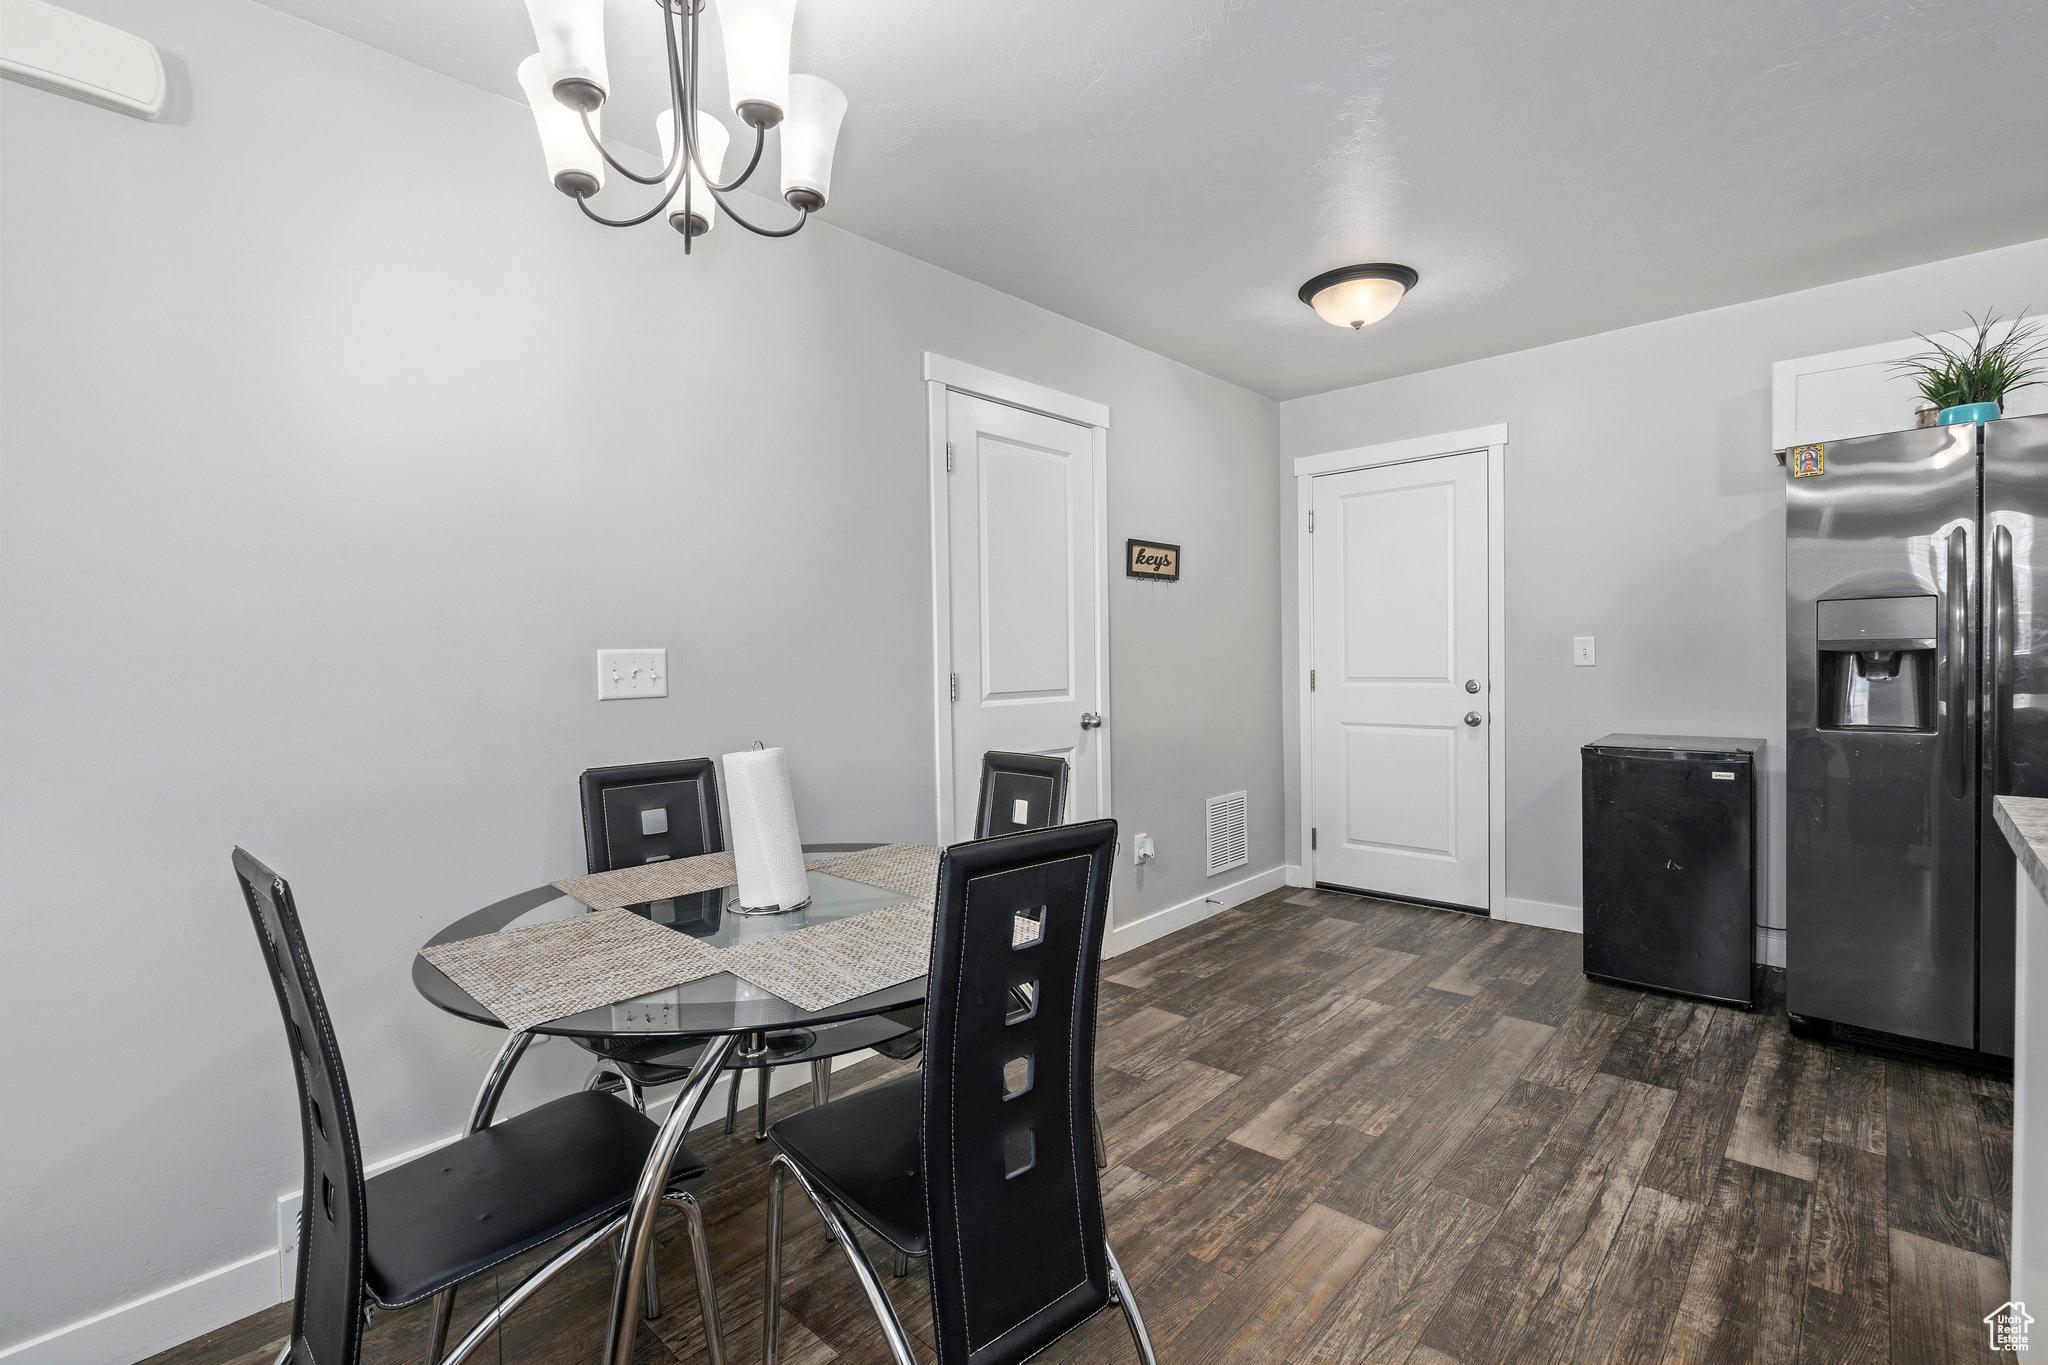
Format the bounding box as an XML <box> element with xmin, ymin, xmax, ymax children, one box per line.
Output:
<box><xmin>146</xmin><ymin>887</ymin><xmax>2015</xmax><ymax>1365</ymax></box>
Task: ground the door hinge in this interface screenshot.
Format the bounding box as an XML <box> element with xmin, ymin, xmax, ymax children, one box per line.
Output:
<box><xmin>1307</xmin><ymin>510</ymin><xmax>1314</xmax><ymax>533</ymax></box>
<box><xmin>945</xmin><ymin>441</ymin><xmax>954</xmax><ymax>473</ymax></box>
<box><xmin>1310</xmin><ymin>669</ymin><xmax>1316</xmax><ymax>692</ymax></box>
<box><xmin>1311</xmin><ymin>827</ymin><xmax>1318</xmax><ymax>850</ymax></box>
<box><xmin>949</xmin><ymin>672</ymin><xmax>958</xmax><ymax>701</ymax></box>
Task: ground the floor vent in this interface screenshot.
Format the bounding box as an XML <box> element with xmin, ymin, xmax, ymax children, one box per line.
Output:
<box><xmin>1206</xmin><ymin>791</ymin><xmax>1249</xmax><ymax>877</ymax></box>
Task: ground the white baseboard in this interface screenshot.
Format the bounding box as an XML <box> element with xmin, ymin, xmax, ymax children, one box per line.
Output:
<box><xmin>0</xmin><ymin>1249</ymin><xmax>277</xmax><ymax>1365</ymax></box>
<box><xmin>12</xmin><ymin>1049</ymin><xmax>876</xmax><ymax>1365</ymax></box>
<box><xmin>1496</xmin><ymin>896</ymin><xmax>1582</xmax><ymax>933</ymax></box>
<box><xmin>1102</xmin><ymin>864</ymin><xmax>1288</xmax><ymax>958</ymax></box>
<box><xmin>1284</xmin><ymin>863</ymin><xmax>1311</xmax><ymax>888</ymax></box>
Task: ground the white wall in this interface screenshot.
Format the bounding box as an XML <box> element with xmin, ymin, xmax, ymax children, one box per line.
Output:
<box><xmin>1280</xmin><ymin>235</ymin><xmax>2048</xmax><ymax>947</ymax></box>
<box><xmin>0</xmin><ymin>0</ymin><xmax>1281</xmax><ymax>1354</ymax></box>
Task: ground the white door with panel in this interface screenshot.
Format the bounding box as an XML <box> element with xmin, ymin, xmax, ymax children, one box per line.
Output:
<box><xmin>1310</xmin><ymin>451</ymin><xmax>1489</xmax><ymax>907</ymax></box>
<box><xmin>942</xmin><ymin>391</ymin><xmax>1103</xmax><ymax>840</ymax></box>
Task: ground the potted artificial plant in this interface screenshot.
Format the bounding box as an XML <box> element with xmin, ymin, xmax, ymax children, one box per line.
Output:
<box><xmin>1892</xmin><ymin>309</ymin><xmax>2048</xmax><ymax>425</ymax></box>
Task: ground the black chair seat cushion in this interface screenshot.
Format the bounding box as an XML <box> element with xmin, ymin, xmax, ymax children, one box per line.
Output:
<box><xmin>363</xmin><ymin>1091</ymin><xmax>706</xmax><ymax>1308</ymax></box>
<box><xmin>770</xmin><ymin>1073</ymin><xmax>927</xmax><ymax>1255</ymax></box>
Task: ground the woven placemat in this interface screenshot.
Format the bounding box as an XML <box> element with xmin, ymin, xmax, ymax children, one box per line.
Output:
<box><xmin>550</xmin><ymin>851</ymin><xmax>737</xmax><ymax>909</ymax></box>
<box><xmin>803</xmin><ymin>843</ymin><xmax>940</xmax><ymax>905</ymax></box>
<box><xmin>719</xmin><ymin>903</ymin><xmax>933</xmax><ymax>1011</ymax></box>
<box><xmin>420</xmin><ymin>909</ymin><xmax>727</xmax><ymax>1031</ymax></box>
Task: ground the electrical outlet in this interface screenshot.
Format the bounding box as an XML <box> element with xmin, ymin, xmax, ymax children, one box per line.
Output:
<box><xmin>1573</xmin><ymin>636</ymin><xmax>1596</xmax><ymax>667</ymax></box>
<box><xmin>1133</xmin><ymin>833</ymin><xmax>1156</xmax><ymax>865</ymax></box>
<box><xmin>598</xmin><ymin>649</ymin><xmax>667</xmax><ymax>700</ymax></box>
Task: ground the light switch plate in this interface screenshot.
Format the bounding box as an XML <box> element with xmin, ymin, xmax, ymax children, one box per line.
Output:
<box><xmin>598</xmin><ymin>648</ymin><xmax>667</xmax><ymax>700</ymax></box>
<box><xmin>1573</xmin><ymin>636</ymin><xmax>1596</xmax><ymax>667</ymax></box>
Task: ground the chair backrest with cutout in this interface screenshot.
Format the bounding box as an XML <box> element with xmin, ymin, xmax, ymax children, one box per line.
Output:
<box><xmin>972</xmin><ymin>751</ymin><xmax>1069</xmax><ymax>839</ymax></box>
<box><xmin>578</xmin><ymin>758</ymin><xmax>724</xmax><ymax>873</ymax></box>
<box><xmin>234</xmin><ymin>847</ymin><xmax>366</xmax><ymax>1365</ymax></box>
<box><xmin>920</xmin><ymin>820</ymin><xmax>1116</xmax><ymax>1365</ymax></box>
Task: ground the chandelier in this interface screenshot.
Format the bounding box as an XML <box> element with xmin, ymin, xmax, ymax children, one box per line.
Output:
<box><xmin>517</xmin><ymin>0</ymin><xmax>847</xmax><ymax>252</ymax></box>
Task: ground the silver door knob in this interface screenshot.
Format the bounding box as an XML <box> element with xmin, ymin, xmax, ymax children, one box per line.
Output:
<box><xmin>1464</xmin><ymin>711</ymin><xmax>1483</xmax><ymax>727</ymax></box>
<box><xmin>1465</xmin><ymin>679</ymin><xmax>1481</xmax><ymax>694</ymax></box>
<box><xmin>1080</xmin><ymin>712</ymin><xmax>1103</xmax><ymax>730</ymax></box>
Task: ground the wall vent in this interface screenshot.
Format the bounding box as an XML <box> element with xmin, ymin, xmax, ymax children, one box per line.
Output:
<box><xmin>1205</xmin><ymin>791</ymin><xmax>1249</xmax><ymax>877</ymax></box>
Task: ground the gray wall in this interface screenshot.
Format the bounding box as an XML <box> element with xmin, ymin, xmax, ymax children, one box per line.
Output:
<box><xmin>1279</xmin><ymin>235</ymin><xmax>2048</xmax><ymax>944</ymax></box>
<box><xmin>0</xmin><ymin>0</ymin><xmax>1280</xmax><ymax>1346</ymax></box>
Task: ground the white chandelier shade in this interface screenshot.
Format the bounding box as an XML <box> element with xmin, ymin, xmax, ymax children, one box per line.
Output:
<box><xmin>517</xmin><ymin>54</ymin><xmax>605</xmax><ymax>197</ymax></box>
<box><xmin>655</xmin><ymin>109</ymin><xmax>732</xmax><ymax>236</ymax></box>
<box><xmin>780</xmin><ymin>74</ymin><xmax>846</xmax><ymax>209</ymax></box>
<box><xmin>518</xmin><ymin>0</ymin><xmax>845</xmax><ymax>251</ymax></box>
<box><xmin>523</xmin><ymin>0</ymin><xmax>608</xmax><ymax>113</ymax></box>
<box><xmin>717</xmin><ymin>0</ymin><xmax>796</xmax><ymax>127</ymax></box>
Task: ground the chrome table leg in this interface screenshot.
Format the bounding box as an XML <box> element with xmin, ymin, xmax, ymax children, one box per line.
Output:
<box><xmin>642</xmin><ymin>1235</ymin><xmax>661</xmax><ymax>1321</ymax></box>
<box><xmin>467</xmin><ymin>1031</ymin><xmax>532</xmax><ymax>1132</ymax></box>
<box><xmin>755</xmin><ymin>1064</ymin><xmax>772</xmax><ymax>1141</ymax></box>
<box><xmin>603</xmin><ymin>1031</ymin><xmax>737</xmax><ymax>1365</ymax></box>
<box><xmin>810</xmin><ymin>1058</ymin><xmax>831</xmax><ymax>1106</ymax></box>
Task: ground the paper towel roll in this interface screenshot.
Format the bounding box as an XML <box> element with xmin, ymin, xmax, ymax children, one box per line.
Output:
<box><xmin>723</xmin><ymin>746</ymin><xmax>812</xmax><ymax>913</ymax></box>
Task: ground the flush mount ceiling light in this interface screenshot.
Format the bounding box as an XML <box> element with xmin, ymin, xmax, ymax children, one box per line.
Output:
<box><xmin>518</xmin><ymin>0</ymin><xmax>847</xmax><ymax>253</ymax></box>
<box><xmin>1298</xmin><ymin>263</ymin><xmax>1420</xmax><ymax>330</ymax></box>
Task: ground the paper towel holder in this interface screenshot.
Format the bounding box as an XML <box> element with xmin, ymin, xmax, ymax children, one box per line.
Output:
<box><xmin>726</xmin><ymin>739</ymin><xmax>812</xmax><ymax>914</ymax></box>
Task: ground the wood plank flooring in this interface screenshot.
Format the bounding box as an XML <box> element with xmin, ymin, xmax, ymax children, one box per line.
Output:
<box><xmin>145</xmin><ymin>887</ymin><xmax>2015</xmax><ymax>1365</ymax></box>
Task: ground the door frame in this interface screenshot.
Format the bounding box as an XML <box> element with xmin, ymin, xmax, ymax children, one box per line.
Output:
<box><xmin>923</xmin><ymin>352</ymin><xmax>1112</xmax><ymax>846</ymax></box>
<box><xmin>1293</xmin><ymin>423</ymin><xmax>1510</xmax><ymax>912</ymax></box>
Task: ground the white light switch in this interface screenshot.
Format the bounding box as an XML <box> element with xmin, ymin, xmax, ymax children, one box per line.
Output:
<box><xmin>598</xmin><ymin>649</ymin><xmax>667</xmax><ymax>700</ymax></box>
<box><xmin>1573</xmin><ymin>636</ymin><xmax>1597</xmax><ymax>667</ymax></box>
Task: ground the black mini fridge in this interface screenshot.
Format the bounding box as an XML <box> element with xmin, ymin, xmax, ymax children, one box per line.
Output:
<box><xmin>1581</xmin><ymin>734</ymin><xmax>1762</xmax><ymax>1008</ymax></box>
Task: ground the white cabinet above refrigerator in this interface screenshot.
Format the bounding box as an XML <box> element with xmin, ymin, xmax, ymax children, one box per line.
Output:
<box><xmin>1773</xmin><ymin>328</ymin><xmax>2048</xmax><ymax>453</ymax></box>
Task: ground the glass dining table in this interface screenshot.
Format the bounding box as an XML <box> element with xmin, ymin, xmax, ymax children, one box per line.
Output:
<box><xmin>411</xmin><ymin>844</ymin><xmax>928</xmax><ymax>1365</ymax></box>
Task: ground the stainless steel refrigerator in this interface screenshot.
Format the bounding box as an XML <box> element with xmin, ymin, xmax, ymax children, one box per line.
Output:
<box><xmin>1786</xmin><ymin>413</ymin><xmax>2048</xmax><ymax>1058</ymax></box>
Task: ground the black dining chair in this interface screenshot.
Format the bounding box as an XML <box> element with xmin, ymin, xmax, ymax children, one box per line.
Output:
<box><xmin>571</xmin><ymin>759</ymin><xmax>726</xmax><ymax>1109</ymax></box>
<box><xmin>760</xmin><ymin>820</ymin><xmax>1157</xmax><ymax>1365</ymax></box>
<box><xmin>576</xmin><ymin>759</ymin><xmax>907</xmax><ymax>1141</ymax></box>
<box><xmin>872</xmin><ymin>750</ymin><xmax>1072</xmax><ymax>1066</ymax></box>
<box><xmin>578</xmin><ymin>757</ymin><xmax>724</xmax><ymax>874</ymax></box>
<box><xmin>972</xmin><ymin>749</ymin><xmax>1071</xmax><ymax>837</ymax></box>
<box><xmin>232</xmin><ymin>848</ymin><xmax>725</xmax><ymax>1365</ymax></box>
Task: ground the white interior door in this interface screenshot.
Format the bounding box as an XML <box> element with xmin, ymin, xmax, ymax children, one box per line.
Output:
<box><xmin>1310</xmin><ymin>451</ymin><xmax>1489</xmax><ymax>907</ymax></box>
<box><xmin>942</xmin><ymin>391</ymin><xmax>1103</xmax><ymax>840</ymax></box>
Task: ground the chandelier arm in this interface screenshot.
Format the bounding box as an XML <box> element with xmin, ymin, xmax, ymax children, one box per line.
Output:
<box><xmin>573</xmin><ymin>180</ymin><xmax>688</xmax><ymax>229</ymax></box>
<box><xmin>578</xmin><ymin>109</ymin><xmax>679</xmax><ymax>186</ymax></box>
<box><xmin>702</xmin><ymin>185</ymin><xmax>811</xmax><ymax>237</ymax></box>
<box><xmin>568</xmin><ymin>5</ymin><xmax>690</xmax><ymax>188</ymax></box>
<box><xmin>708</xmin><ymin>125</ymin><xmax>767</xmax><ymax>194</ymax></box>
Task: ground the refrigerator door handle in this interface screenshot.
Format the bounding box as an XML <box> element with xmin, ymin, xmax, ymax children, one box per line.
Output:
<box><xmin>1993</xmin><ymin>523</ymin><xmax>2015</xmax><ymax>794</ymax></box>
<box><xmin>1946</xmin><ymin>524</ymin><xmax>1971</xmax><ymax>799</ymax></box>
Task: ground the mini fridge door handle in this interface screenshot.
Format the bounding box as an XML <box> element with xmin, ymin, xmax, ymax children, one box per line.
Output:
<box><xmin>1993</xmin><ymin>523</ymin><xmax>2015</xmax><ymax>794</ymax></box>
<box><xmin>1945</xmin><ymin>524</ymin><xmax>1971</xmax><ymax>799</ymax></box>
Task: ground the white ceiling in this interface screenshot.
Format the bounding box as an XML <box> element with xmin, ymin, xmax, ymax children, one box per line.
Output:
<box><xmin>254</xmin><ymin>0</ymin><xmax>2048</xmax><ymax>400</ymax></box>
